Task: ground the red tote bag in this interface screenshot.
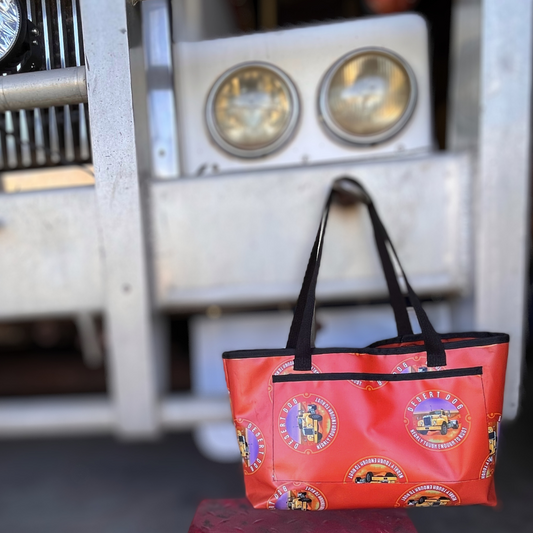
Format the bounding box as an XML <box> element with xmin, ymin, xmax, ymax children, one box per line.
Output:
<box><xmin>223</xmin><ymin>177</ymin><xmax>508</xmax><ymax>511</ymax></box>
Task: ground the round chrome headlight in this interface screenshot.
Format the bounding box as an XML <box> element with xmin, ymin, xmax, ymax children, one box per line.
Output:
<box><xmin>206</xmin><ymin>63</ymin><xmax>299</xmax><ymax>158</ymax></box>
<box><xmin>319</xmin><ymin>49</ymin><xmax>417</xmax><ymax>145</ymax></box>
<box><xmin>0</xmin><ymin>0</ymin><xmax>23</xmax><ymax>61</ymax></box>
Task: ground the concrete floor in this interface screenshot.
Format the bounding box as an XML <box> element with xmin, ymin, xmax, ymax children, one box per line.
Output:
<box><xmin>0</xmin><ymin>433</ymin><xmax>244</xmax><ymax>533</ymax></box>
<box><xmin>1</xmin><ymin>371</ymin><xmax>531</xmax><ymax>533</ymax></box>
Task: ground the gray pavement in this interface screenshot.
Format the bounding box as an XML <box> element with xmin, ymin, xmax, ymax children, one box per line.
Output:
<box><xmin>0</xmin><ymin>433</ymin><xmax>244</xmax><ymax>533</ymax></box>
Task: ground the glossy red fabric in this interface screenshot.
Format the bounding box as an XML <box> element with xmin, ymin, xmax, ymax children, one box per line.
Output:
<box><xmin>223</xmin><ymin>334</ymin><xmax>508</xmax><ymax>510</ymax></box>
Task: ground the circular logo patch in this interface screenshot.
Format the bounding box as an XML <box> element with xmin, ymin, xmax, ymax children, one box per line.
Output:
<box><xmin>278</xmin><ymin>393</ymin><xmax>338</xmax><ymax>453</ymax></box>
<box><xmin>405</xmin><ymin>390</ymin><xmax>471</xmax><ymax>450</ymax></box>
<box><xmin>234</xmin><ymin>419</ymin><xmax>266</xmax><ymax>475</ymax></box>
<box><xmin>267</xmin><ymin>483</ymin><xmax>327</xmax><ymax>510</ymax></box>
<box><xmin>344</xmin><ymin>456</ymin><xmax>407</xmax><ymax>484</ymax></box>
<box><xmin>268</xmin><ymin>358</ymin><xmax>321</xmax><ymax>401</ymax></box>
<box><xmin>397</xmin><ymin>484</ymin><xmax>460</xmax><ymax>507</ymax></box>
<box><xmin>391</xmin><ymin>355</ymin><xmax>442</xmax><ymax>375</ymax></box>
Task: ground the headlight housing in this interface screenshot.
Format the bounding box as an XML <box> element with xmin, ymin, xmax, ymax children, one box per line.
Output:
<box><xmin>206</xmin><ymin>62</ymin><xmax>299</xmax><ymax>158</ymax></box>
<box><xmin>319</xmin><ymin>48</ymin><xmax>417</xmax><ymax>145</ymax></box>
<box><xmin>0</xmin><ymin>0</ymin><xmax>24</xmax><ymax>62</ymax></box>
<box><xmin>0</xmin><ymin>0</ymin><xmax>42</xmax><ymax>74</ymax></box>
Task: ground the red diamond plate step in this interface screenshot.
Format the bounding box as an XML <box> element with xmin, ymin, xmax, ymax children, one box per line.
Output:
<box><xmin>188</xmin><ymin>499</ymin><xmax>417</xmax><ymax>533</ymax></box>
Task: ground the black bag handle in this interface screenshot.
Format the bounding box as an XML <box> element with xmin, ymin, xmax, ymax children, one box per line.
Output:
<box><xmin>286</xmin><ymin>179</ymin><xmax>413</xmax><ymax>351</ymax></box>
<box><xmin>287</xmin><ymin>177</ymin><xmax>447</xmax><ymax>371</ymax></box>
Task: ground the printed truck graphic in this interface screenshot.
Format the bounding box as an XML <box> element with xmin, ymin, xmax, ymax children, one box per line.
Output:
<box><xmin>355</xmin><ymin>472</ymin><xmax>398</xmax><ymax>484</ymax></box>
<box><xmin>408</xmin><ymin>496</ymin><xmax>451</xmax><ymax>507</ymax></box>
<box><xmin>297</xmin><ymin>404</ymin><xmax>323</xmax><ymax>443</ymax></box>
<box><xmin>237</xmin><ymin>430</ymin><xmax>250</xmax><ymax>462</ymax></box>
<box><xmin>488</xmin><ymin>426</ymin><xmax>497</xmax><ymax>455</ymax></box>
<box><xmin>287</xmin><ymin>491</ymin><xmax>313</xmax><ymax>510</ymax></box>
<box><xmin>416</xmin><ymin>409</ymin><xmax>459</xmax><ymax>435</ymax></box>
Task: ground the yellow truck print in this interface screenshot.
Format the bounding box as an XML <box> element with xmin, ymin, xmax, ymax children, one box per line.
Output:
<box><xmin>488</xmin><ymin>426</ymin><xmax>497</xmax><ymax>456</ymax></box>
<box><xmin>355</xmin><ymin>472</ymin><xmax>398</xmax><ymax>484</ymax></box>
<box><xmin>297</xmin><ymin>404</ymin><xmax>323</xmax><ymax>443</ymax></box>
<box><xmin>408</xmin><ymin>496</ymin><xmax>451</xmax><ymax>507</ymax></box>
<box><xmin>287</xmin><ymin>491</ymin><xmax>313</xmax><ymax>510</ymax></box>
<box><xmin>416</xmin><ymin>409</ymin><xmax>459</xmax><ymax>435</ymax></box>
<box><xmin>237</xmin><ymin>429</ymin><xmax>250</xmax><ymax>462</ymax></box>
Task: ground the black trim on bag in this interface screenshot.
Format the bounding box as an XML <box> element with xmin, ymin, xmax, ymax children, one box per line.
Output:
<box><xmin>367</xmin><ymin>331</ymin><xmax>509</xmax><ymax>349</ymax></box>
<box><xmin>272</xmin><ymin>366</ymin><xmax>483</xmax><ymax>383</ymax></box>
<box><xmin>222</xmin><ymin>332</ymin><xmax>509</xmax><ymax>360</ymax></box>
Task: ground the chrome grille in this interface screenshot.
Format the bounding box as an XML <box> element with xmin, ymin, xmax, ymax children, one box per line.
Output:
<box><xmin>0</xmin><ymin>0</ymin><xmax>91</xmax><ymax>170</ymax></box>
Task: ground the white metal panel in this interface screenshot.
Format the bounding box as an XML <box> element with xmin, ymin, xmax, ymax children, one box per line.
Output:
<box><xmin>476</xmin><ymin>0</ymin><xmax>533</xmax><ymax>420</ymax></box>
<box><xmin>0</xmin><ymin>153</ymin><xmax>470</xmax><ymax>319</ymax></box>
<box><xmin>0</xmin><ymin>187</ymin><xmax>103</xmax><ymax>319</ymax></box>
<box><xmin>153</xmin><ymin>153</ymin><xmax>471</xmax><ymax>310</ymax></box>
<box><xmin>175</xmin><ymin>14</ymin><xmax>433</xmax><ymax>176</ymax></box>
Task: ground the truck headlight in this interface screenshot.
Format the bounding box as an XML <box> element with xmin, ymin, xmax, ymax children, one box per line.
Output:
<box><xmin>0</xmin><ymin>0</ymin><xmax>23</xmax><ymax>62</ymax></box>
<box><xmin>319</xmin><ymin>48</ymin><xmax>417</xmax><ymax>145</ymax></box>
<box><xmin>206</xmin><ymin>63</ymin><xmax>299</xmax><ymax>158</ymax></box>
<box><xmin>0</xmin><ymin>0</ymin><xmax>42</xmax><ymax>74</ymax></box>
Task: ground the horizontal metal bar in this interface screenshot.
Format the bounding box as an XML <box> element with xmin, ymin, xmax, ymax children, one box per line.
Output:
<box><xmin>0</xmin><ymin>66</ymin><xmax>87</xmax><ymax>112</ymax></box>
<box><xmin>160</xmin><ymin>394</ymin><xmax>231</xmax><ymax>429</ymax></box>
<box><xmin>0</xmin><ymin>395</ymin><xmax>113</xmax><ymax>437</ymax></box>
<box><xmin>0</xmin><ymin>394</ymin><xmax>231</xmax><ymax>438</ymax></box>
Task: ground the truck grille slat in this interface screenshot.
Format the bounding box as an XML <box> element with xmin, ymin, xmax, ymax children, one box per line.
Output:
<box><xmin>56</xmin><ymin>0</ymin><xmax>75</xmax><ymax>162</ymax></box>
<box><xmin>0</xmin><ymin>0</ymin><xmax>91</xmax><ymax>171</ymax></box>
<box><xmin>71</xmin><ymin>0</ymin><xmax>89</xmax><ymax>160</ymax></box>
